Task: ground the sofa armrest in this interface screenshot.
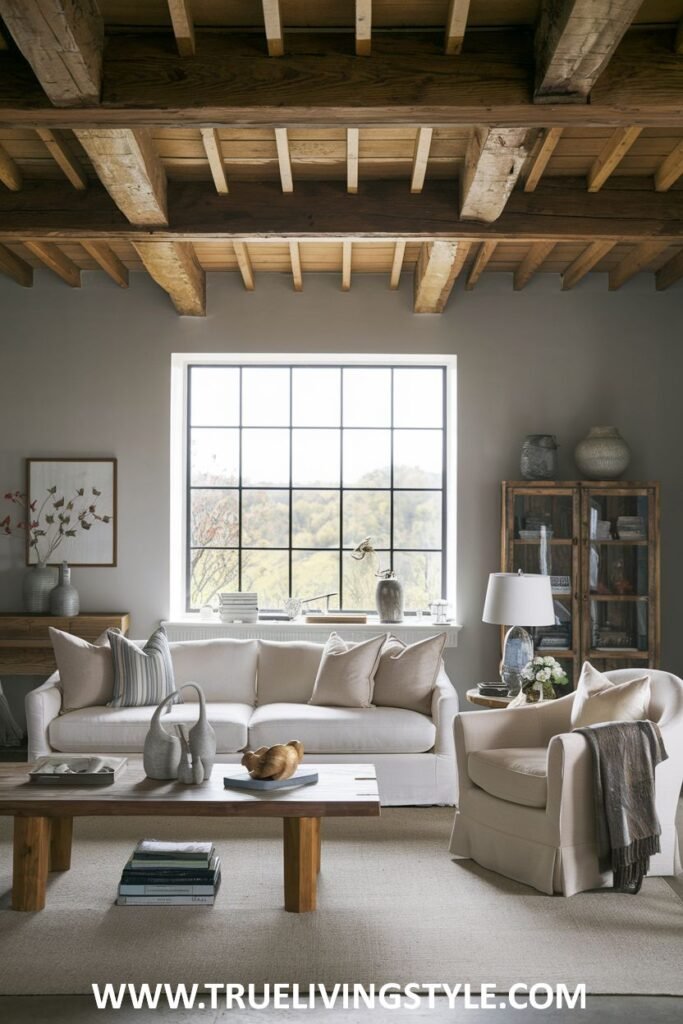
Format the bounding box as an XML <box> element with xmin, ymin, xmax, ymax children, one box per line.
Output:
<box><xmin>456</xmin><ymin>692</ymin><xmax>575</xmax><ymax>757</ymax></box>
<box><xmin>25</xmin><ymin>673</ymin><xmax>62</xmax><ymax>761</ymax></box>
<box><xmin>432</xmin><ymin>667</ymin><xmax>459</xmax><ymax>756</ymax></box>
<box><xmin>545</xmin><ymin>731</ymin><xmax>595</xmax><ymax>843</ymax></box>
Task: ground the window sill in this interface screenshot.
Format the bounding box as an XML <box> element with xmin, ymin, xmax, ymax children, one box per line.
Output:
<box><xmin>162</xmin><ymin>618</ymin><xmax>461</xmax><ymax>648</ymax></box>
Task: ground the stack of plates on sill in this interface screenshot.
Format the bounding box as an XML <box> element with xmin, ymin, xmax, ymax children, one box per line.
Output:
<box><xmin>218</xmin><ymin>592</ymin><xmax>258</xmax><ymax>623</ymax></box>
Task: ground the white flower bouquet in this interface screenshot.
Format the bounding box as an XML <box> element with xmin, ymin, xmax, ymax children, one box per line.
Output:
<box><xmin>520</xmin><ymin>655</ymin><xmax>568</xmax><ymax>700</ymax></box>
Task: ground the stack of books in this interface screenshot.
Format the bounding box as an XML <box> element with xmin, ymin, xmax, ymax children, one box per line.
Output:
<box><xmin>617</xmin><ymin>515</ymin><xmax>646</xmax><ymax>540</ymax></box>
<box><xmin>218</xmin><ymin>592</ymin><xmax>258</xmax><ymax>623</ymax></box>
<box><xmin>116</xmin><ymin>840</ymin><xmax>221</xmax><ymax>906</ymax></box>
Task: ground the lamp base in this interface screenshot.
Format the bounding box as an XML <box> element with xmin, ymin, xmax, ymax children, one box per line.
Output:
<box><xmin>500</xmin><ymin>626</ymin><xmax>534</xmax><ymax>696</ymax></box>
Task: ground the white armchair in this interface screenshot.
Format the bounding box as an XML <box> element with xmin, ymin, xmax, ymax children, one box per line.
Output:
<box><xmin>450</xmin><ymin>669</ymin><xmax>683</xmax><ymax>895</ymax></box>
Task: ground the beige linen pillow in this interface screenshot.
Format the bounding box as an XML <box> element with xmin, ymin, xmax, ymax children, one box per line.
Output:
<box><xmin>373</xmin><ymin>633</ymin><xmax>447</xmax><ymax>715</ymax></box>
<box><xmin>308</xmin><ymin>632</ymin><xmax>385</xmax><ymax>708</ymax></box>
<box><xmin>571</xmin><ymin>661</ymin><xmax>650</xmax><ymax>729</ymax></box>
<box><xmin>49</xmin><ymin>627</ymin><xmax>119</xmax><ymax>712</ymax></box>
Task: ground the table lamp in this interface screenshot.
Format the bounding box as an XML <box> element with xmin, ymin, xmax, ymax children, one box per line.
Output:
<box><xmin>483</xmin><ymin>571</ymin><xmax>555</xmax><ymax>695</ymax></box>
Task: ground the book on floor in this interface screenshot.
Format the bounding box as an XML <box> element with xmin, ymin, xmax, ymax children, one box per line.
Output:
<box><xmin>116</xmin><ymin>842</ymin><xmax>221</xmax><ymax>907</ymax></box>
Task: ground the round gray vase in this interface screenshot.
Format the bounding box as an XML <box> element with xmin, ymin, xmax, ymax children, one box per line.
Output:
<box><xmin>376</xmin><ymin>574</ymin><xmax>404</xmax><ymax>624</ymax></box>
<box><xmin>49</xmin><ymin>561</ymin><xmax>80</xmax><ymax>616</ymax></box>
<box><xmin>23</xmin><ymin>562</ymin><xmax>57</xmax><ymax>614</ymax></box>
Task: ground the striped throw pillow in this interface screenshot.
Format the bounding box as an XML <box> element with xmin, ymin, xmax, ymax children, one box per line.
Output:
<box><xmin>107</xmin><ymin>627</ymin><xmax>178</xmax><ymax>708</ymax></box>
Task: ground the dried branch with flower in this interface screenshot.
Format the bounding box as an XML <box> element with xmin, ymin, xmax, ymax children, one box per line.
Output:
<box><xmin>1</xmin><ymin>487</ymin><xmax>111</xmax><ymax>564</ymax></box>
<box><xmin>350</xmin><ymin>537</ymin><xmax>394</xmax><ymax>579</ymax></box>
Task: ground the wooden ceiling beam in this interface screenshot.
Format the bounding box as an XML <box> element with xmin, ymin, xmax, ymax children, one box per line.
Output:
<box><xmin>561</xmin><ymin>240</ymin><xmax>616</xmax><ymax>290</ymax></box>
<box><xmin>389</xmin><ymin>240</ymin><xmax>406</xmax><ymax>289</ymax></box>
<box><xmin>24</xmin><ymin>240</ymin><xmax>80</xmax><ymax>286</ymax></box>
<box><xmin>274</xmin><ymin>128</ymin><xmax>293</xmax><ymax>193</ymax></box>
<box><xmin>460</xmin><ymin>127</ymin><xmax>537</xmax><ymax>223</ymax></box>
<box><xmin>676</xmin><ymin>20</ymin><xmax>683</xmax><ymax>55</ymax></box>
<box><xmin>200</xmin><ymin>128</ymin><xmax>229</xmax><ymax>194</ymax></box>
<box><xmin>0</xmin><ymin>142</ymin><xmax>21</xmax><ymax>190</ymax></box>
<box><xmin>444</xmin><ymin>0</ymin><xmax>471</xmax><ymax>56</ymax></box>
<box><xmin>588</xmin><ymin>126</ymin><xmax>642</xmax><ymax>192</ymax></box>
<box><xmin>0</xmin><ymin>0</ymin><xmax>102</xmax><ymax>107</ymax></box>
<box><xmin>81</xmin><ymin>240</ymin><xmax>128</xmax><ymax>287</ymax></box>
<box><xmin>608</xmin><ymin>241</ymin><xmax>670</xmax><ymax>291</ymax></box>
<box><xmin>347</xmin><ymin>128</ymin><xmax>359</xmax><ymax>195</ymax></box>
<box><xmin>133</xmin><ymin>241</ymin><xmax>205</xmax><ymax>315</ymax></box>
<box><xmin>534</xmin><ymin>0</ymin><xmax>644</xmax><ymax>103</ymax></box>
<box><xmin>342</xmin><ymin>240</ymin><xmax>352</xmax><ymax>291</ymax></box>
<box><xmin>654</xmin><ymin>140</ymin><xmax>683</xmax><ymax>192</ymax></box>
<box><xmin>523</xmin><ymin>127</ymin><xmax>563</xmax><ymax>192</ymax></box>
<box><xmin>1</xmin><ymin>179</ymin><xmax>680</xmax><ymax>243</ymax></box>
<box><xmin>289</xmin><ymin>240</ymin><xmax>302</xmax><ymax>291</ymax></box>
<box><xmin>167</xmin><ymin>1</ymin><xmax>195</xmax><ymax>58</ymax></box>
<box><xmin>0</xmin><ymin>242</ymin><xmax>32</xmax><ymax>285</ymax></box>
<box><xmin>414</xmin><ymin>240</ymin><xmax>469</xmax><ymax>313</ymax></box>
<box><xmin>262</xmin><ymin>1</ymin><xmax>284</xmax><ymax>57</ymax></box>
<box><xmin>355</xmin><ymin>1</ymin><xmax>372</xmax><ymax>57</ymax></box>
<box><xmin>233</xmin><ymin>241</ymin><xmax>255</xmax><ymax>290</ymax></box>
<box><xmin>514</xmin><ymin>241</ymin><xmax>557</xmax><ymax>290</ymax></box>
<box><xmin>74</xmin><ymin>128</ymin><xmax>167</xmax><ymax>225</ymax></box>
<box><xmin>410</xmin><ymin>128</ymin><xmax>433</xmax><ymax>194</ymax></box>
<box><xmin>0</xmin><ymin>30</ymin><xmax>680</xmax><ymax>128</ymax></box>
<box><xmin>465</xmin><ymin>240</ymin><xmax>497</xmax><ymax>290</ymax></box>
<box><xmin>656</xmin><ymin>249</ymin><xmax>683</xmax><ymax>291</ymax></box>
<box><xmin>36</xmin><ymin>128</ymin><xmax>87</xmax><ymax>190</ymax></box>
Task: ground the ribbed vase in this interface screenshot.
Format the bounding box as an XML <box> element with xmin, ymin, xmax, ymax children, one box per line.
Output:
<box><xmin>23</xmin><ymin>562</ymin><xmax>57</xmax><ymax>614</ymax></box>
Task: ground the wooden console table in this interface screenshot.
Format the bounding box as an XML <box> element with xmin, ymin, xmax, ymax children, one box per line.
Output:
<box><xmin>0</xmin><ymin>613</ymin><xmax>130</xmax><ymax>676</ymax></box>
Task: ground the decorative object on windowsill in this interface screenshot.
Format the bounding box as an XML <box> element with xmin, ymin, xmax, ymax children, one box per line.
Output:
<box><xmin>300</xmin><ymin>592</ymin><xmax>339</xmax><ymax>618</ymax></box>
<box><xmin>218</xmin><ymin>592</ymin><xmax>258</xmax><ymax>623</ymax></box>
<box><xmin>351</xmin><ymin>537</ymin><xmax>404</xmax><ymax>624</ymax></box>
<box><xmin>429</xmin><ymin>599</ymin><xmax>451</xmax><ymax>624</ymax></box>
<box><xmin>574</xmin><ymin>427</ymin><xmax>631</xmax><ymax>480</ymax></box>
<box><xmin>242</xmin><ymin>740</ymin><xmax>304</xmax><ymax>781</ymax></box>
<box><xmin>508</xmin><ymin>655</ymin><xmax>568</xmax><ymax>707</ymax></box>
<box><xmin>49</xmin><ymin>561</ymin><xmax>80</xmax><ymax>615</ymax></box>
<box><xmin>143</xmin><ymin>682</ymin><xmax>216</xmax><ymax>782</ymax></box>
<box><xmin>520</xmin><ymin>434</ymin><xmax>558</xmax><ymax>481</ymax></box>
<box><xmin>482</xmin><ymin>571</ymin><xmax>555</xmax><ymax>696</ymax></box>
<box><xmin>283</xmin><ymin>597</ymin><xmax>303</xmax><ymax>620</ymax></box>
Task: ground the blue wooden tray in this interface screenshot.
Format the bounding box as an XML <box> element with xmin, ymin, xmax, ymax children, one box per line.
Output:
<box><xmin>223</xmin><ymin>769</ymin><xmax>319</xmax><ymax>792</ymax></box>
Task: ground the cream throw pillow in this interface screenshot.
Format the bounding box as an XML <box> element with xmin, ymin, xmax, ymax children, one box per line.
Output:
<box><xmin>571</xmin><ymin>661</ymin><xmax>650</xmax><ymax>729</ymax></box>
<box><xmin>49</xmin><ymin>627</ymin><xmax>119</xmax><ymax>712</ymax></box>
<box><xmin>373</xmin><ymin>632</ymin><xmax>447</xmax><ymax>715</ymax></box>
<box><xmin>308</xmin><ymin>632</ymin><xmax>385</xmax><ymax>708</ymax></box>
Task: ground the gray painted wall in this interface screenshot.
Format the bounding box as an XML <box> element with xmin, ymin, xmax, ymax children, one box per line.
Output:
<box><xmin>1</xmin><ymin>269</ymin><xmax>681</xmax><ymax>721</ymax></box>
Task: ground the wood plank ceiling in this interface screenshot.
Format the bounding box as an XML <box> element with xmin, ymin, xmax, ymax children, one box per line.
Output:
<box><xmin>0</xmin><ymin>1</ymin><xmax>681</xmax><ymax>314</ymax></box>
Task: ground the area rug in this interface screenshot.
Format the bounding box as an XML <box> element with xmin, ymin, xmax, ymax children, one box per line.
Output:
<box><xmin>0</xmin><ymin>809</ymin><xmax>681</xmax><ymax>996</ymax></box>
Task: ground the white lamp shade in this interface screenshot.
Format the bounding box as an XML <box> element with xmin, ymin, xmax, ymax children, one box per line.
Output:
<box><xmin>482</xmin><ymin>572</ymin><xmax>555</xmax><ymax>627</ymax></box>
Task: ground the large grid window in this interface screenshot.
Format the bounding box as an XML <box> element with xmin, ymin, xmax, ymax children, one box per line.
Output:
<box><xmin>187</xmin><ymin>364</ymin><xmax>447</xmax><ymax>612</ymax></box>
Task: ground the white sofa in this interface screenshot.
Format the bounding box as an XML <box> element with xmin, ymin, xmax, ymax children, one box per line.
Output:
<box><xmin>26</xmin><ymin>637</ymin><xmax>459</xmax><ymax>806</ymax></box>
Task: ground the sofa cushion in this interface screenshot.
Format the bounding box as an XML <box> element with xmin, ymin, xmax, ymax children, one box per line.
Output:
<box><xmin>49</xmin><ymin>702</ymin><xmax>252</xmax><ymax>754</ymax></box>
<box><xmin>248</xmin><ymin>702</ymin><xmax>436</xmax><ymax>754</ymax></box>
<box><xmin>571</xmin><ymin>661</ymin><xmax>650</xmax><ymax>729</ymax></box>
<box><xmin>108</xmin><ymin>628</ymin><xmax>177</xmax><ymax>708</ymax></box>
<box><xmin>468</xmin><ymin>747</ymin><xmax>548</xmax><ymax>809</ymax></box>
<box><xmin>49</xmin><ymin>626</ymin><xmax>117</xmax><ymax>712</ymax></box>
<box><xmin>309</xmin><ymin>632</ymin><xmax>385</xmax><ymax>708</ymax></box>
<box><xmin>373</xmin><ymin>632</ymin><xmax>447</xmax><ymax>715</ymax></box>
<box><xmin>170</xmin><ymin>638</ymin><xmax>258</xmax><ymax>704</ymax></box>
<box><xmin>256</xmin><ymin>640</ymin><xmax>323</xmax><ymax>704</ymax></box>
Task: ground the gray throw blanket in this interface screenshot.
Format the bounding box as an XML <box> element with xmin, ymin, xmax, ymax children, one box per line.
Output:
<box><xmin>574</xmin><ymin>720</ymin><xmax>667</xmax><ymax>894</ymax></box>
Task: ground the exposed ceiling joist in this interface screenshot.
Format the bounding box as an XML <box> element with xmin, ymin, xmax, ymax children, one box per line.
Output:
<box><xmin>587</xmin><ymin>126</ymin><xmax>642</xmax><ymax>192</ymax></box>
<box><xmin>81</xmin><ymin>240</ymin><xmax>128</xmax><ymax>287</ymax></box>
<box><xmin>275</xmin><ymin>128</ymin><xmax>293</xmax><ymax>193</ymax></box>
<box><xmin>289</xmin><ymin>240</ymin><xmax>302</xmax><ymax>291</ymax></box>
<box><xmin>534</xmin><ymin>0</ymin><xmax>644</xmax><ymax>102</ymax></box>
<box><xmin>656</xmin><ymin>249</ymin><xmax>683</xmax><ymax>291</ymax></box>
<box><xmin>262</xmin><ymin>0</ymin><xmax>284</xmax><ymax>58</ymax></box>
<box><xmin>0</xmin><ymin>32</ymin><xmax>679</xmax><ymax>128</ymax></box>
<box><xmin>0</xmin><ymin>242</ymin><xmax>32</xmax><ymax>285</ymax></box>
<box><xmin>167</xmin><ymin>0</ymin><xmax>195</xmax><ymax>58</ymax></box>
<box><xmin>655</xmin><ymin>140</ymin><xmax>683</xmax><ymax>192</ymax></box>
<box><xmin>460</xmin><ymin>127</ymin><xmax>537</xmax><ymax>223</ymax></box>
<box><xmin>355</xmin><ymin>1</ymin><xmax>372</xmax><ymax>57</ymax></box>
<box><xmin>133</xmin><ymin>241</ymin><xmax>205</xmax><ymax>315</ymax></box>
<box><xmin>414</xmin><ymin>240</ymin><xmax>468</xmax><ymax>313</ymax></box>
<box><xmin>347</xmin><ymin>128</ymin><xmax>359</xmax><ymax>195</ymax></box>
<box><xmin>389</xmin><ymin>240</ymin><xmax>406</xmax><ymax>289</ymax></box>
<box><xmin>561</xmin><ymin>240</ymin><xmax>616</xmax><ymax>290</ymax></box>
<box><xmin>514</xmin><ymin>240</ymin><xmax>557</xmax><ymax>290</ymax></box>
<box><xmin>523</xmin><ymin>127</ymin><xmax>563</xmax><ymax>192</ymax></box>
<box><xmin>200</xmin><ymin>128</ymin><xmax>229</xmax><ymax>194</ymax></box>
<box><xmin>444</xmin><ymin>0</ymin><xmax>471</xmax><ymax>56</ymax></box>
<box><xmin>233</xmin><ymin>241</ymin><xmax>255</xmax><ymax>290</ymax></box>
<box><xmin>0</xmin><ymin>141</ymin><xmax>21</xmax><ymax>190</ymax></box>
<box><xmin>74</xmin><ymin>128</ymin><xmax>168</xmax><ymax>225</ymax></box>
<box><xmin>24</xmin><ymin>239</ymin><xmax>80</xmax><ymax>286</ymax></box>
<box><xmin>410</xmin><ymin>128</ymin><xmax>433</xmax><ymax>194</ymax></box>
<box><xmin>0</xmin><ymin>0</ymin><xmax>103</xmax><ymax>107</ymax></box>
<box><xmin>608</xmin><ymin>241</ymin><xmax>670</xmax><ymax>291</ymax></box>
<box><xmin>465</xmin><ymin>240</ymin><xmax>497</xmax><ymax>290</ymax></box>
<box><xmin>342</xmin><ymin>240</ymin><xmax>352</xmax><ymax>291</ymax></box>
<box><xmin>36</xmin><ymin>128</ymin><xmax>87</xmax><ymax>190</ymax></box>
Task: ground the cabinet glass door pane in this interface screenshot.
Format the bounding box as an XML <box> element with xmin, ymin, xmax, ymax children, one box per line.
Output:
<box><xmin>587</xmin><ymin>493</ymin><xmax>649</xmax><ymax>541</ymax></box>
<box><xmin>590</xmin><ymin>598</ymin><xmax>648</xmax><ymax>653</ymax></box>
<box><xmin>513</xmin><ymin>494</ymin><xmax>574</xmax><ymax>541</ymax></box>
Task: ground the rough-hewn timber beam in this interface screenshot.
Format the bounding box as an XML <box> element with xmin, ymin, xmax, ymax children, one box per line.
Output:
<box><xmin>133</xmin><ymin>241</ymin><xmax>205</xmax><ymax>315</ymax></box>
<box><xmin>523</xmin><ymin>128</ymin><xmax>563</xmax><ymax>192</ymax></box>
<box><xmin>81</xmin><ymin>240</ymin><xmax>128</xmax><ymax>287</ymax></box>
<box><xmin>262</xmin><ymin>1</ymin><xmax>284</xmax><ymax>57</ymax></box>
<box><xmin>167</xmin><ymin>1</ymin><xmax>195</xmax><ymax>58</ymax></box>
<box><xmin>534</xmin><ymin>0</ymin><xmax>644</xmax><ymax>103</ymax></box>
<box><xmin>655</xmin><ymin>140</ymin><xmax>683</xmax><ymax>192</ymax></box>
<box><xmin>410</xmin><ymin>128</ymin><xmax>433</xmax><ymax>194</ymax></box>
<box><xmin>74</xmin><ymin>129</ymin><xmax>167</xmax><ymax>225</ymax></box>
<box><xmin>200</xmin><ymin>128</ymin><xmax>229</xmax><ymax>194</ymax></box>
<box><xmin>347</xmin><ymin>128</ymin><xmax>359</xmax><ymax>194</ymax></box>
<box><xmin>0</xmin><ymin>242</ymin><xmax>32</xmax><ymax>285</ymax></box>
<box><xmin>0</xmin><ymin>141</ymin><xmax>21</xmax><ymax>190</ymax></box>
<box><xmin>656</xmin><ymin>249</ymin><xmax>683</xmax><ymax>291</ymax></box>
<box><xmin>356</xmin><ymin>1</ymin><xmax>372</xmax><ymax>57</ymax></box>
<box><xmin>233</xmin><ymin>241</ymin><xmax>255</xmax><ymax>290</ymax></box>
<box><xmin>465</xmin><ymin>241</ymin><xmax>497</xmax><ymax>289</ymax></box>
<box><xmin>444</xmin><ymin>0</ymin><xmax>471</xmax><ymax>56</ymax></box>
<box><xmin>389</xmin><ymin>240</ymin><xmax>406</xmax><ymax>289</ymax></box>
<box><xmin>36</xmin><ymin>128</ymin><xmax>87</xmax><ymax>189</ymax></box>
<box><xmin>414</xmin><ymin>240</ymin><xmax>468</xmax><ymax>313</ymax></box>
<box><xmin>342</xmin><ymin>240</ymin><xmax>352</xmax><ymax>290</ymax></box>
<box><xmin>514</xmin><ymin>241</ymin><xmax>556</xmax><ymax>290</ymax></box>
<box><xmin>0</xmin><ymin>31</ymin><xmax>680</xmax><ymax>128</ymax></box>
<box><xmin>608</xmin><ymin>242</ymin><xmax>670</xmax><ymax>290</ymax></box>
<box><xmin>0</xmin><ymin>179</ymin><xmax>680</xmax><ymax>244</ymax></box>
<box><xmin>587</xmin><ymin>127</ymin><xmax>642</xmax><ymax>192</ymax></box>
<box><xmin>561</xmin><ymin>240</ymin><xmax>615</xmax><ymax>290</ymax></box>
<box><xmin>0</xmin><ymin>0</ymin><xmax>103</xmax><ymax>107</ymax></box>
<box><xmin>24</xmin><ymin>240</ymin><xmax>80</xmax><ymax>286</ymax></box>
<box><xmin>289</xmin><ymin>240</ymin><xmax>302</xmax><ymax>291</ymax></box>
<box><xmin>460</xmin><ymin>128</ymin><xmax>537</xmax><ymax>223</ymax></box>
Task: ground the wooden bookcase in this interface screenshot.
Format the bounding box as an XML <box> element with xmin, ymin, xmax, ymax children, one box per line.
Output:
<box><xmin>501</xmin><ymin>482</ymin><xmax>660</xmax><ymax>687</ymax></box>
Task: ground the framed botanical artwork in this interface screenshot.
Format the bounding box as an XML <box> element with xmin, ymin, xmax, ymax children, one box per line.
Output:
<box><xmin>26</xmin><ymin>458</ymin><xmax>117</xmax><ymax>567</ymax></box>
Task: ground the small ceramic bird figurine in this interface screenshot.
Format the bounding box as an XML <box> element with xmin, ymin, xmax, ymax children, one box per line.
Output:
<box><xmin>241</xmin><ymin>740</ymin><xmax>304</xmax><ymax>781</ymax></box>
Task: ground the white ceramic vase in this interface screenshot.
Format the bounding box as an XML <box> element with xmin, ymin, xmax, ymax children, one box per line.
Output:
<box><xmin>574</xmin><ymin>427</ymin><xmax>631</xmax><ymax>480</ymax></box>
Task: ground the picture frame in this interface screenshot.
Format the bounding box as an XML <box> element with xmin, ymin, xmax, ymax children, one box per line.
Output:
<box><xmin>26</xmin><ymin>458</ymin><xmax>117</xmax><ymax>567</ymax></box>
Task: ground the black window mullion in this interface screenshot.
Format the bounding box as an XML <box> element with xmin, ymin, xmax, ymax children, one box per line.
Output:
<box><xmin>237</xmin><ymin>366</ymin><xmax>243</xmax><ymax>591</ymax></box>
<box><xmin>389</xmin><ymin>366</ymin><xmax>395</xmax><ymax>574</ymax></box>
<box><xmin>288</xmin><ymin>367</ymin><xmax>293</xmax><ymax>599</ymax></box>
<box><xmin>339</xmin><ymin>368</ymin><xmax>345</xmax><ymax>609</ymax></box>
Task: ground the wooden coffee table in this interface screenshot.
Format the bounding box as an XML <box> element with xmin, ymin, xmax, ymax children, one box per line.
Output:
<box><xmin>0</xmin><ymin>761</ymin><xmax>380</xmax><ymax>914</ymax></box>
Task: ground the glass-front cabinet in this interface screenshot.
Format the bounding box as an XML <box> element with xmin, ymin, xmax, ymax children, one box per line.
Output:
<box><xmin>502</xmin><ymin>481</ymin><xmax>659</xmax><ymax>687</ymax></box>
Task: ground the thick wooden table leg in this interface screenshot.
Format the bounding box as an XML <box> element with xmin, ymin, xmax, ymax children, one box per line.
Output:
<box><xmin>50</xmin><ymin>817</ymin><xmax>73</xmax><ymax>872</ymax></box>
<box><xmin>315</xmin><ymin>818</ymin><xmax>322</xmax><ymax>875</ymax></box>
<box><xmin>283</xmin><ymin>817</ymin><xmax>320</xmax><ymax>913</ymax></box>
<box><xmin>13</xmin><ymin>815</ymin><xmax>50</xmax><ymax>912</ymax></box>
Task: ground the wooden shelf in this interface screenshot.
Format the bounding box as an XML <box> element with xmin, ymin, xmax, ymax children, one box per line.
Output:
<box><xmin>589</xmin><ymin>650</ymin><xmax>649</xmax><ymax>659</ymax></box>
<box><xmin>0</xmin><ymin>614</ymin><xmax>130</xmax><ymax>676</ymax></box>
<box><xmin>589</xmin><ymin>539</ymin><xmax>647</xmax><ymax>545</ymax></box>
<box><xmin>589</xmin><ymin>594</ymin><xmax>648</xmax><ymax>602</ymax></box>
<box><xmin>513</xmin><ymin>539</ymin><xmax>573</xmax><ymax>545</ymax></box>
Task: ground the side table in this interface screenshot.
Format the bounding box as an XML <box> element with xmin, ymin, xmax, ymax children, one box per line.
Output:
<box><xmin>466</xmin><ymin>687</ymin><xmax>512</xmax><ymax>710</ymax></box>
